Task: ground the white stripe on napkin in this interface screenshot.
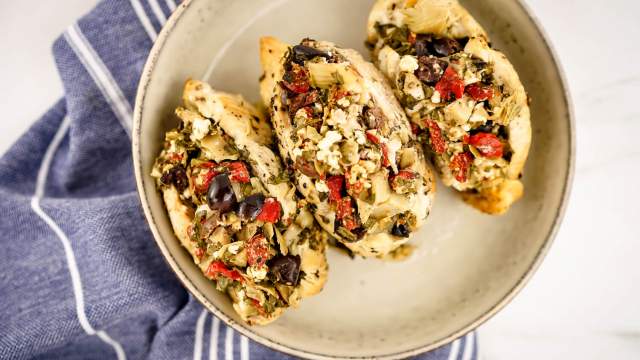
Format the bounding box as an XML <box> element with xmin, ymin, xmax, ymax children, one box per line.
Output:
<box><xmin>64</xmin><ymin>24</ymin><xmax>133</xmax><ymax>137</ymax></box>
<box><xmin>165</xmin><ymin>0</ymin><xmax>177</xmax><ymax>12</ymax></box>
<box><xmin>31</xmin><ymin>115</ymin><xmax>126</xmax><ymax>360</ymax></box>
<box><xmin>148</xmin><ymin>0</ymin><xmax>167</xmax><ymax>25</ymax></box>
<box><xmin>447</xmin><ymin>338</ymin><xmax>461</xmax><ymax>360</ymax></box>
<box><xmin>461</xmin><ymin>333</ymin><xmax>475</xmax><ymax>360</ymax></box>
<box><xmin>225</xmin><ymin>327</ymin><xmax>234</xmax><ymax>360</ymax></box>
<box><xmin>194</xmin><ymin>310</ymin><xmax>208</xmax><ymax>360</ymax></box>
<box><xmin>130</xmin><ymin>0</ymin><xmax>158</xmax><ymax>41</ymax></box>
<box><xmin>240</xmin><ymin>336</ymin><xmax>249</xmax><ymax>360</ymax></box>
<box><xmin>209</xmin><ymin>316</ymin><xmax>220</xmax><ymax>360</ymax></box>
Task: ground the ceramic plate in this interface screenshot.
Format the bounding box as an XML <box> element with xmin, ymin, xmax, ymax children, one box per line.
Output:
<box><xmin>133</xmin><ymin>0</ymin><xmax>574</xmax><ymax>358</ymax></box>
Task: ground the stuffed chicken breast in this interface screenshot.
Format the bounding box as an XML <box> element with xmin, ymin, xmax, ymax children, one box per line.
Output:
<box><xmin>152</xmin><ymin>80</ymin><xmax>328</xmax><ymax>325</ymax></box>
<box><xmin>259</xmin><ymin>37</ymin><xmax>435</xmax><ymax>258</ymax></box>
<box><xmin>367</xmin><ymin>0</ymin><xmax>532</xmax><ymax>215</ymax></box>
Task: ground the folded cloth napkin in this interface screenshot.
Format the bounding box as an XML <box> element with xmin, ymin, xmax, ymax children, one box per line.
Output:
<box><xmin>0</xmin><ymin>1</ymin><xmax>477</xmax><ymax>359</ymax></box>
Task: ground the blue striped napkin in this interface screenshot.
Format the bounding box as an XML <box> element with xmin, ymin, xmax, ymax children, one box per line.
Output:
<box><xmin>0</xmin><ymin>0</ymin><xmax>477</xmax><ymax>359</ymax></box>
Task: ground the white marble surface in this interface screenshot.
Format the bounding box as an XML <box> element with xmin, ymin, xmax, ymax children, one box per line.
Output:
<box><xmin>1</xmin><ymin>1</ymin><xmax>638</xmax><ymax>359</ymax></box>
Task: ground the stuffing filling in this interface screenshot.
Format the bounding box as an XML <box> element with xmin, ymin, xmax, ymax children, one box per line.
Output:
<box><xmin>153</xmin><ymin>105</ymin><xmax>325</xmax><ymax>323</ymax></box>
<box><xmin>369</xmin><ymin>22</ymin><xmax>516</xmax><ymax>192</ymax></box>
<box><xmin>278</xmin><ymin>39</ymin><xmax>431</xmax><ymax>242</ymax></box>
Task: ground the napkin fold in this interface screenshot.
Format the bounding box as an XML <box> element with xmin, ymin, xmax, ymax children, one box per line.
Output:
<box><xmin>0</xmin><ymin>0</ymin><xmax>477</xmax><ymax>359</ymax></box>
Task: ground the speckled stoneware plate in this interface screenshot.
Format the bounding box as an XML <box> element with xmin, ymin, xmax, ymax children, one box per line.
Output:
<box><xmin>132</xmin><ymin>0</ymin><xmax>574</xmax><ymax>358</ymax></box>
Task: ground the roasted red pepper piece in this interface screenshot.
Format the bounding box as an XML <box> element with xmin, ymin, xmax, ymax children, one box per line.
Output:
<box><xmin>222</xmin><ymin>161</ymin><xmax>251</xmax><ymax>183</ymax></box>
<box><xmin>366</xmin><ymin>131</ymin><xmax>391</xmax><ymax>167</ymax></box>
<box><xmin>192</xmin><ymin>162</ymin><xmax>219</xmax><ymax>193</ymax></box>
<box><xmin>449</xmin><ymin>152</ymin><xmax>474</xmax><ymax>182</ymax></box>
<box><xmin>246</xmin><ymin>234</ymin><xmax>269</xmax><ymax>267</ymax></box>
<box><xmin>425</xmin><ymin>120</ymin><xmax>447</xmax><ymax>154</ymax></box>
<box><xmin>390</xmin><ymin>170</ymin><xmax>418</xmax><ymax>192</ymax></box>
<box><xmin>326</xmin><ymin>175</ymin><xmax>345</xmax><ymax>203</ymax></box>
<box><xmin>167</xmin><ymin>152</ymin><xmax>184</xmax><ymax>163</ymax></box>
<box><xmin>250</xmin><ymin>298</ymin><xmax>267</xmax><ymax>316</ymax></box>
<box><xmin>256</xmin><ymin>198</ymin><xmax>282</xmax><ymax>223</ymax></box>
<box><xmin>336</xmin><ymin>197</ymin><xmax>358</xmax><ymax>231</ymax></box>
<box><xmin>392</xmin><ymin>170</ymin><xmax>417</xmax><ymax>182</ymax></box>
<box><xmin>282</xmin><ymin>64</ymin><xmax>310</xmax><ymax>94</ymax></box>
<box><xmin>197</xmin><ymin>161</ymin><xmax>217</xmax><ymax>169</ymax></box>
<box><xmin>435</xmin><ymin>67</ymin><xmax>465</xmax><ymax>101</ymax></box>
<box><xmin>366</xmin><ymin>131</ymin><xmax>380</xmax><ymax>145</ymax></box>
<box><xmin>465</xmin><ymin>83</ymin><xmax>494</xmax><ymax>101</ymax></box>
<box><xmin>205</xmin><ymin>261</ymin><xmax>243</xmax><ymax>282</ymax></box>
<box><xmin>380</xmin><ymin>143</ymin><xmax>391</xmax><ymax>167</ymax></box>
<box><xmin>467</xmin><ymin>133</ymin><xmax>503</xmax><ymax>158</ymax></box>
<box><xmin>289</xmin><ymin>90</ymin><xmax>318</xmax><ymax>117</ymax></box>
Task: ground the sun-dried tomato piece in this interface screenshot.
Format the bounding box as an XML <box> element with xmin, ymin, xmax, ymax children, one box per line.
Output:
<box><xmin>435</xmin><ymin>67</ymin><xmax>465</xmax><ymax>101</ymax></box>
<box><xmin>326</xmin><ymin>175</ymin><xmax>345</xmax><ymax>203</ymax></box>
<box><xmin>425</xmin><ymin>120</ymin><xmax>447</xmax><ymax>154</ymax></box>
<box><xmin>256</xmin><ymin>198</ymin><xmax>282</xmax><ymax>223</ymax></box>
<box><xmin>449</xmin><ymin>152</ymin><xmax>474</xmax><ymax>182</ymax></box>
<box><xmin>468</xmin><ymin>133</ymin><xmax>503</xmax><ymax>158</ymax></box>
<box><xmin>282</xmin><ymin>64</ymin><xmax>310</xmax><ymax>94</ymax></box>
<box><xmin>335</xmin><ymin>197</ymin><xmax>359</xmax><ymax>231</ymax></box>
<box><xmin>336</xmin><ymin>197</ymin><xmax>358</xmax><ymax>231</ymax></box>
<box><xmin>205</xmin><ymin>261</ymin><xmax>243</xmax><ymax>282</ymax></box>
<box><xmin>222</xmin><ymin>161</ymin><xmax>251</xmax><ymax>183</ymax></box>
<box><xmin>466</xmin><ymin>83</ymin><xmax>494</xmax><ymax>101</ymax></box>
<box><xmin>289</xmin><ymin>90</ymin><xmax>318</xmax><ymax>117</ymax></box>
<box><xmin>246</xmin><ymin>234</ymin><xmax>269</xmax><ymax>267</ymax></box>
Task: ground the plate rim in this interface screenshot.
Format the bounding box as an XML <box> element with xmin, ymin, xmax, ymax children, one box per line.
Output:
<box><xmin>132</xmin><ymin>0</ymin><xmax>576</xmax><ymax>358</ymax></box>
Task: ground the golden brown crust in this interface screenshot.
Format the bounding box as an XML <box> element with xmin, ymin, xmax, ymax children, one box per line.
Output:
<box><xmin>461</xmin><ymin>179</ymin><xmax>524</xmax><ymax>215</ymax></box>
